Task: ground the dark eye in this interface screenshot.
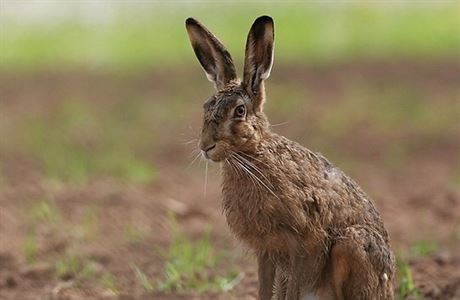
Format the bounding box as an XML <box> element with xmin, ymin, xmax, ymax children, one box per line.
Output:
<box><xmin>234</xmin><ymin>105</ymin><xmax>246</xmax><ymax>118</ymax></box>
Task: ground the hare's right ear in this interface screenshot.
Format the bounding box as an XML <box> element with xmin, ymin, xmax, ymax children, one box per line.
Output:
<box><xmin>185</xmin><ymin>18</ymin><xmax>237</xmax><ymax>90</ymax></box>
<box><xmin>243</xmin><ymin>16</ymin><xmax>274</xmax><ymax>111</ymax></box>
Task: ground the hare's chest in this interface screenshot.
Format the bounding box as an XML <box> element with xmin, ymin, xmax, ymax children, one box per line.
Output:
<box><xmin>226</xmin><ymin>210</ymin><xmax>292</xmax><ymax>252</ymax></box>
<box><xmin>222</xmin><ymin>192</ymin><xmax>294</xmax><ymax>251</ymax></box>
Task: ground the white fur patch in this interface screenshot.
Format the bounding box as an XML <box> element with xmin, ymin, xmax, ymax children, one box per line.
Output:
<box><xmin>205</xmin><ymin>72</ymin><xmax>215</xmax><ymax>83</ymax></box>
<box><xmin>259</xmin><ymin>47</ymin><xmax>274</xmax><ymax>80</ymax></box>
<box><xmin>383</xmin><ymin>273</ymin><xmax>388</xmax><ymax>281</ymax></box>
<box><xmin>326</xmin><ymin>168</ymin><xmax>341</xmax><ymax>183</ymax></box>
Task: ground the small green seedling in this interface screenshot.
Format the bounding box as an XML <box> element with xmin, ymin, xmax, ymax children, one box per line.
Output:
<box><xmin>30</xmin><ymin>199</ymin><xmax>60</xmax><ymax>224</ymax></box>
<box><xmin>55</xmin><ymin>253</ymin><xmax>95</xmax><ymax>281</ymax></box>
<box><xmin>21</xmin><ymin>232</ymin><xmax>37</xmax><ymax>264</ymax></box>
<box><xmin>409</xmin><ymin>240</ymin><xmax>438</xmax><ymax>257</ymax></box>
<box><xmin>131</xmin><ymin>264</ymin><xmax>155</xmax><ymax>292</ymax></box>
<box><xmin>156</xmin><ymin>214</ymin><xmax>241</xmax><ymax>294</ymax></box>
<box><xmin>101</xmin><ymin>272</ymin><xmax>119</xmax><ymax>295</ymax></box>
<box><xmin>125</xmin><ymin>225</ymin><xmax>148</xmax><ymax>244</ymax></box>
<box><xmin>81</xmin><ymin>205</ymin><xmax>99</xmax><ymax>240</ymax></box>
<box><xmin>396</xmin><ymin>257</ymin><xmax>420</xmax><ymax>300</ymax></box>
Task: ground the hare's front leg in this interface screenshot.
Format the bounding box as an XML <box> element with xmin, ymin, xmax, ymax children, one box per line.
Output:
<box><xmin>284</xmin><ymin>254</ymin><xmax>302</xmax><ymax>300</ymax></box>
<box><xmin>258</xmin><ymin>252</ymin><xmax>276</xmax><ymax>300</ymax></box>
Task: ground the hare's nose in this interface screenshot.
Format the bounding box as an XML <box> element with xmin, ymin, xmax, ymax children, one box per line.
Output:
<box><xmin>202</xmin><ymin>144</ymin><xmax>216</xmax><ymax>153</ymax></box>
<box><xmin>201</xmin><ymin>144</ymin><xmax>216</xmax><ymax>159</ymax></box>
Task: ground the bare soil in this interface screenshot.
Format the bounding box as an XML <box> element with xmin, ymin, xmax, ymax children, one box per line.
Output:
<box><xmin>0</xmin><ymin>61</ymin><xmax>459</xmax><ymax>299</ymax></box>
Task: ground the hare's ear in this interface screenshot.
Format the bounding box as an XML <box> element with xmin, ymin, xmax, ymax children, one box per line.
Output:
<box><xmin>243</xmin><ymin>16</ymin><xmax>274</xmax><ymax>108</ymax></box>
<box><xmin>185</xmin><ymin>18</ymin><xmax>237</xmax><ymax>90</ymax></box>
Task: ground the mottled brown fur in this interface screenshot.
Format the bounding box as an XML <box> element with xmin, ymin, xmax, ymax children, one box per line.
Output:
<box><xmin>186</xmin><ymin>16</ymin><xmax>395</xmax><ymax>300</ymax></box>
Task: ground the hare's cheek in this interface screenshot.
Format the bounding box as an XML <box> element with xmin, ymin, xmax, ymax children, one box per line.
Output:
<box><xmin>225</xmin><ymin>122</ymin><xmax>240</xmax><ymax>140</ymax></box>
<box><xmin>231</xmin><ymin>122</ymin><xmax>253</xmax><ymax>140</ymax></box>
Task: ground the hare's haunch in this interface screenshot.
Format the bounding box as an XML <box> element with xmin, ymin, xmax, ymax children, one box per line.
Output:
<box><xmin>186</xmin><ymin>16</ymin><xmax>395</xmax><ymax>300</ymax></box>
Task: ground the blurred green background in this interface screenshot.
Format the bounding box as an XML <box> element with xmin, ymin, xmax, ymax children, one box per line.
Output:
<box><xmin>0</xmin><ymin>2</ymin><xmax>459</xmax><ymax>299</ymax></box>
<box><xmin>2</xmin><ymin>2</ymin><xmax>458</xmax><ymax>70</ymax></box>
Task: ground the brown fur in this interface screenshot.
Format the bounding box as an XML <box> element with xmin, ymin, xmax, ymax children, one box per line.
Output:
<box><xmin>186</xmin><ymin>16</ymin><xmax>395</xmax><ymax>300</ymax></box>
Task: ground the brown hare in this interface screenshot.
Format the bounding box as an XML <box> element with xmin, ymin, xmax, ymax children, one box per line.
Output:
<box><xmin>185</xmin><ymin>16</ymin><xmax>395</xmax><ymax>300</ymax></box>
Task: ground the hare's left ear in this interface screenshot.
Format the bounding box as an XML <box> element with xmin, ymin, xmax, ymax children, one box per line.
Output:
<box><xmin>243</xmin><ymin>16</ymin><xmax>274</xmax><ymax>107</ymax></box>
<box><xmin>186</xmin><ymin>18</ymin><xmax>237</xmax><ymax>90</ymax></box>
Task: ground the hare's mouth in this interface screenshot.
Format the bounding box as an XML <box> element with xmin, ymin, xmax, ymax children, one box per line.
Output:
<box><xmin>202</xmin><ymin>151</ymin><xmax>225</xmax><ymax>163</ymax></box>
<box><xmin>201</xmin><ymin>150</ymin><xmax>216</xmax><ymax>162</ymax></box>
<box><xmin>201</xmin><ymin>145</ymin><xmax>229</xmax><ymax>162</ymax></box>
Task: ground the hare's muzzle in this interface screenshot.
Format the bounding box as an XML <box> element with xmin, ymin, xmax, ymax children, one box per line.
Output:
<box><xmin>201</xmin><ymin>143</ymin><xmax>216</xmax><ymax>159</ymax></box>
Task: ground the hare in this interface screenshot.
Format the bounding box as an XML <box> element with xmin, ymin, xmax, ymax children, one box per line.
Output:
<box><xmin>185</xmin><ymin>16</ymin><xmax>396</xmax><ymax>300</ymax></box>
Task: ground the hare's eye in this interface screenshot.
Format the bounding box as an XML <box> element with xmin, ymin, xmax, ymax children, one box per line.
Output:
<box><xmin>234</xmin><ymin>105</ymin><xmax>246</xmax><ymax>118</ymax></box>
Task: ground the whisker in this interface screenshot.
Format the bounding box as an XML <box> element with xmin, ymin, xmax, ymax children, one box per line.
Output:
<box><xmin>238</xmin><ymin>152</ymin><xmax>270</xmax><ymax>168</ymax></box>
<box><xmin>225</xmin><ymin>159</ymin><xmax>238</xmax><ymax>177</ymax></box>
<box><xmin>231</xmin><ymin>154</ymin><xmax>279</xmax><ymax>199</ymax></box>
<box><xmin>235</xmin><ymin>153</ymin><xmax>271</xmax><ymax>179</ymax></box>
<box><xmin>189</xmin><ymin>147</ymin><xmax>200</xmax><ymax>156</ymax></box>
<box><xmin>186</xmin><ymin>151</ymin><xmax>202</xmax><ymax>170</ymax></box>
<box><xmin>198</xmin><ymin>153</ymin><xmax>205</xmax><ymax>167</ymax></box>
<box><xmin>183</xmin><ymin>138</ymin><xmax>199</xmax><ymax>145</ymax></box>
<box><xmin>270</xmin><ymin>121</ymin><xmax>289</xmax><ymax>127</ymax></box>
<box><xmin>230</xmin><ymin>155</ymin><xmax>260</xmax><ymax>191</ymax></box>
<box><xmin>230</xmin><ymin>158</ymin><xmax>244</xmax><ymax>179</ymax></box>
<box><xmin>187</xmin><ymin>125</ymin><xmax>200</xmax><ymax>136</ymax></box>
<box><xmin>231</xmin><ymin>155</ymin><xmax>262</xmax><ymax>186</ymax></box>
<box><xmin>235</xmin><ymin>156</ymin><xmax>279</xmax><ymax>199</ymax></box>
<box><xmin>204</xmin><ymin>159</ymin><xmax>209</xmax><ymax>201</ymax></box>
<box><xmin>233</xmin><ymin>153</ymin><xmax>275</xmax><ymax>189</ymax></box>
<box><xmin>225</xmin><ymin>158</ymin><xmax>233</xmax><ymax>172</ymax></box>
<box><xmin>229</xmin><ymin>154</ymin><xmax>256</xmax><ymax>185</ymax></box>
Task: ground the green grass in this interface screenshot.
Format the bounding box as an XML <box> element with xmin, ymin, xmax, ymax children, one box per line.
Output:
<box><xmin>132</xmin><ymin>264</ymin><xmax>155</xmax><ymax>292</ymax></box>
<box><xmin>316</xmin><ymin>81</ymin><xmax>459</xmax><ymax>139</ymax></box>
<box><xmin>156</xmin><ymin>215</ymin><xmax>239</xmax><ymax>294</ymax></box>
<box><xmin>80</xmin><ymin>205</ymin><xmax>99</xmax><ymax>240</ymax></box>
<box><xmin>29</xmin><ymin>199</ymin><xmax>61</xmax><ymax>224</ymax></box>
<box><xmin>451</xmin><ymin>222</ymin><xmax>460</xmax><ymax>249</ymax></box>
<box><xmin>18</xmin><ymin>100</ymin><xmax>156</xmax><ymax>183</ymax></box>
<box><xmin>2</xmin><ymin>3</ymin><xmax>458</xmax><ymax>71</ymax></box>
<box><xmin>101</xmin><ymin>272</ymin><xmax>120</xmax><ymax>295</ymax></box>
<box><xmin>157</xmin><ymin>217</ymin><xmax>216</xmax><ymax>292</ymax></box>
<box><xmin>55</xmin><ymin>253</ymin><xmax>96</xmax><ymax>280</ymax></box>
<box><xmin>125</xmin><ymin>225</ymin><xmax>148</xmax><ymax>244</ymax></box>
<box><xmin>409</xmin><ymin>240</ymin><xmax>438</xmax><ymax>257</ymax></box>
<box><xmin>55</xmin><ymin>253</ymin><xmax>82</xmax><ymax>278</ymax></box>
<box><xmin>23</xmin><ymin>199</ymin><xmax>59</xmax><ymax>264</ymax></box>
<box><xmin>21</xmin><ymin>232</ymin><xmax>38</xmax><ymax>264</ymax></box>
<box><xmin>396</xmin><ymin>257</ymin><xmax>420</xmax><ymax>300</ymax></box>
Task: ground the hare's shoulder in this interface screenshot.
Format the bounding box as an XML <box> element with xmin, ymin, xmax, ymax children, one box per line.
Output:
<box><xmin>265</xmin><ymin>134</ymin><xmax>386</xmax><ymax>229</ymax></box>
<box><xmin>262</xmin><ymin>134</ymin><xmax>338</xmax><ymax>180</ymax></box>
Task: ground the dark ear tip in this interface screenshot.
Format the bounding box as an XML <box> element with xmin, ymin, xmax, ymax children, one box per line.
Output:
<box><xmin>185</xmin><ymin>17</ymin><xmax>199</xmax><ymax>27</ymax></box>
<box><xmin>254</xmin><ymin>15</ymin><xmax>273</xmax><ymax>25</ymax></box>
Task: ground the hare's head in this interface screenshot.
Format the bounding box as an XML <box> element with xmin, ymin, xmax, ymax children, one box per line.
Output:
<box><xmin>186</xmin><ymin>16</ymin><xmax>274</xmax><ymax>162</ymax></box>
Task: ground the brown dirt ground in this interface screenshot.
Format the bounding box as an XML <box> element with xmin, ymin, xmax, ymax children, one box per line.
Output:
<box><xmin>0</xmin><ymin>61</ymin><xmax>459</xmax><ymax>299</ymax></box>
